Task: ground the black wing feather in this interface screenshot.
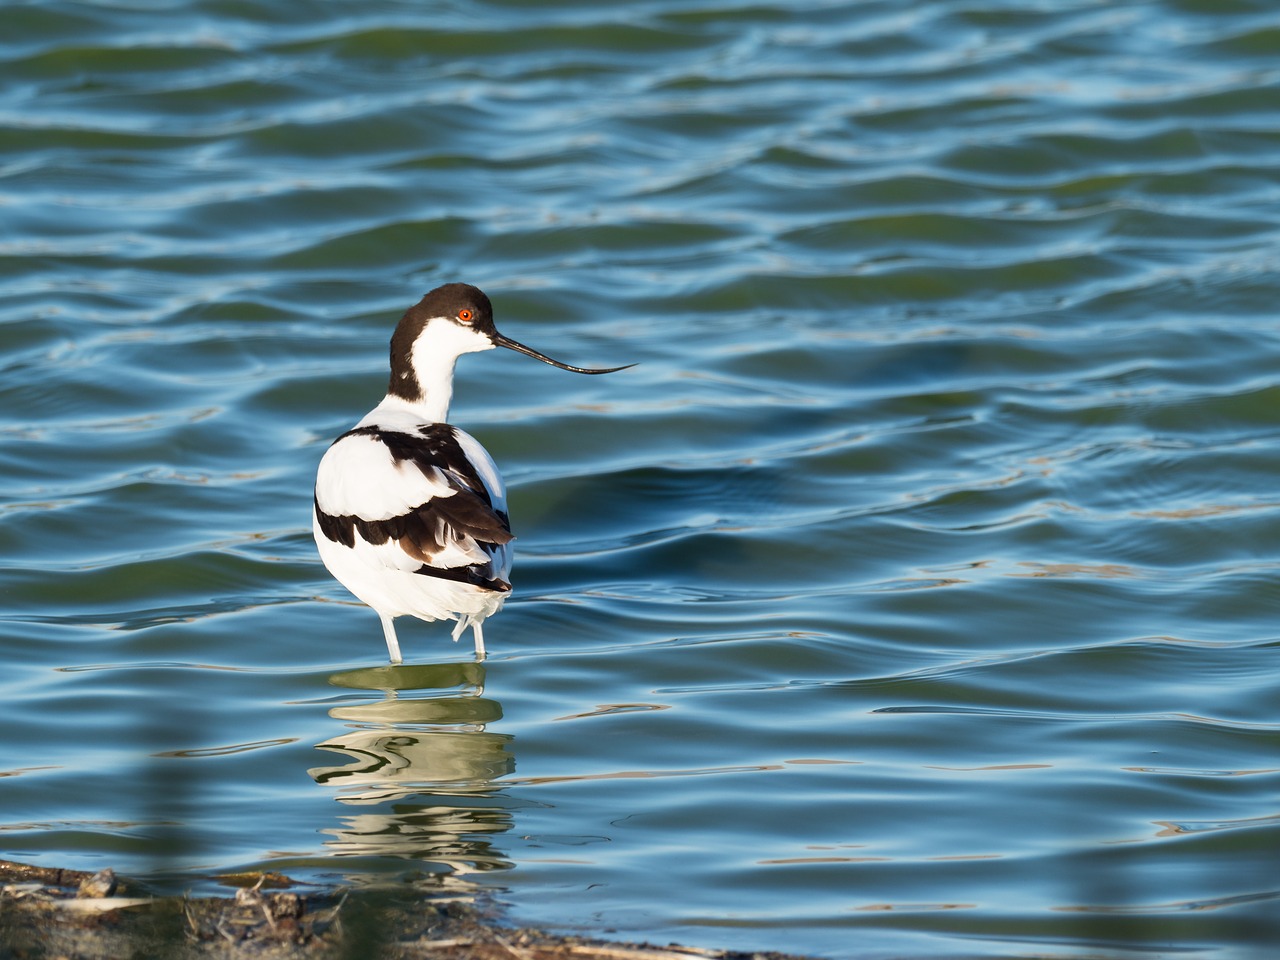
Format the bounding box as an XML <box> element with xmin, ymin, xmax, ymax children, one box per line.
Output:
<box><xmin>314</xmin><ymin>424</ymin><xmax>512</xmax><ymax>589</ymax></box>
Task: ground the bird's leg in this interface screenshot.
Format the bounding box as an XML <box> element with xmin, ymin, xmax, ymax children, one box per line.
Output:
<box><xmin>380</xmin><ymin>615</ymin><xmax>402</xmax><ymax>663</ymax></box>
<box><xmin>472</xmin><ymin>622</ymin><xmax>486</xmax><ymax>661</ymax></box>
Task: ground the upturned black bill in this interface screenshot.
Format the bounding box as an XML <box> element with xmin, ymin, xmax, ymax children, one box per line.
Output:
<box><xmin>496</xmin><ymin>333</ymin><xmax>635</xmax><ymax>375</ymax></box>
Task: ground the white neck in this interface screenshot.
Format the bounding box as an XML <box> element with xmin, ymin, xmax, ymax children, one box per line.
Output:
<box><xmin>377</xmin><ymin>345</ymin><xmax>458</xmax><ymax>424</ymax></box>
<box><xmin>366</xmin><ymin>387</ymin><xmax>451</xmax><ymax>426</ymax></box>
<box><xmin>378</xmin><ymin>317</ymin><xmax>494</xmax><ymax>425</ymax></box>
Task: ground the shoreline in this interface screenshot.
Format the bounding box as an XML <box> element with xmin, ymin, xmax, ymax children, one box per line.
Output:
<box><xmin>0</xmin><ymin>858</ymin><xmax>811</xmax><ymax>960</ymax></box>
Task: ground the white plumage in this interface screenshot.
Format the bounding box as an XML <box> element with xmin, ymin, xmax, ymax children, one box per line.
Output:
<box><xmin>313</xmin><ymin>283</ymin><xmax>631</xmax><ymax>662</ymax></box>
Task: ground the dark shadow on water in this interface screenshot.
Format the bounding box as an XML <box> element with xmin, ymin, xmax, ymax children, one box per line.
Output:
<box><xmin>307</xmin><ymin>660</ymin><xmax>519</xmax><ymax>888</ymax></box>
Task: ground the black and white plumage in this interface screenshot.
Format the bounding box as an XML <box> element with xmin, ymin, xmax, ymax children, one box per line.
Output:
<box><xmin>313</xmin><ymin>282</ymin><xmax>631</xmax><ymax>663</ymax></box>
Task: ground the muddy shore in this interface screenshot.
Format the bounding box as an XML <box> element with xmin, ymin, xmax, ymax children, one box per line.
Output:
<box><xmin>0</xmin><ymin>859</ymin><xmax>808</xmax><ymax>960</ymax></box>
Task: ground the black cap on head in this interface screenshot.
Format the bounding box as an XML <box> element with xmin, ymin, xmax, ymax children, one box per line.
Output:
<box><xmin>409</xmin><ymin>283</ymin><xmax>495</xmax><ymax>332</ymax></box>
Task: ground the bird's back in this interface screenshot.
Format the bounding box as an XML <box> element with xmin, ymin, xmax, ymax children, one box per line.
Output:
<box><xmin>313</xmin><ymin>408</ymin><xmax>513</xmax><ymax>622</ymax></box>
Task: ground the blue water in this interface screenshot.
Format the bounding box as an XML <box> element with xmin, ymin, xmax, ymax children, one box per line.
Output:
<box><xmin>3</xmin><ymin>1</ymin><xmax>1280</xmax><ymax>956</ymax></box>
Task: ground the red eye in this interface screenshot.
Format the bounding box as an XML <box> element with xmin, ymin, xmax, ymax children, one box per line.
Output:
<box><xmin>457</xmin><ymin>309</ymin><xmax>474</xmax><ymax>323</ymax></box>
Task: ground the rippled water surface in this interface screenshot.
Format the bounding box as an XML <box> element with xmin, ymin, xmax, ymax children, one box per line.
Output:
<box><xmin>4</xmin><ymin>1</ymin><xmax>1280</xmax><ymax>956</ymax></box>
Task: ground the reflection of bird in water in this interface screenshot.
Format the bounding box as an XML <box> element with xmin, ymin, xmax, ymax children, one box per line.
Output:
<box><xmin>311</xmin><ymin>726</ymin><xmax>513</xmax><ymax>800</ymax></box>
<box><xmin>313</xmin><ymin>662</ymin><xmax>509</xmax><ymax>798</ymax></box>
<box><xmin>313</xmin><ymin>283</ymin><xmax>632</xmax><ymax>662</ymax></box>
<box><xmin>308</xmin><ymin>662</ymin><xmax>517</xmax><ymax>880</ymax></box>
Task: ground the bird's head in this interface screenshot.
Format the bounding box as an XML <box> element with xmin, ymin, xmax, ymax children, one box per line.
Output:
<box><xmin>389</xmin><ymin>282</ymin><xmax>633</xmax><ymax>402</ymax></box>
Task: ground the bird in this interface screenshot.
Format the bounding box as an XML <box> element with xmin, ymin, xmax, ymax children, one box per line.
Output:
<box><xmin>313</xmin><ymin>282</ymin><xmax>632</xmax><ymax>663</ymax></box>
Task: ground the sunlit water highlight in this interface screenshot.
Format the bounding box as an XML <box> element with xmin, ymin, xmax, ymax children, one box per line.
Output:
<box><xmin>3</xmin><ymin>1</ymin><xmax>1280</xmax><ymax>957</ymax></box>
